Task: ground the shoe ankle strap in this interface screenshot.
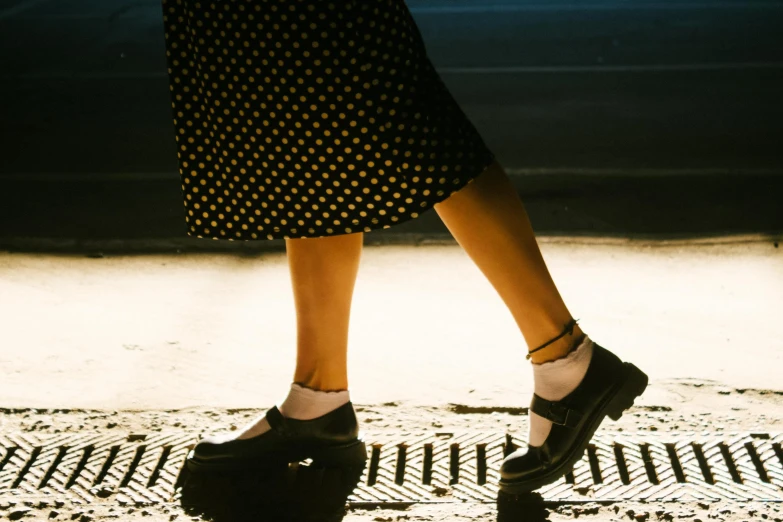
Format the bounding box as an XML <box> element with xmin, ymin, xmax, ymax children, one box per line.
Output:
<box><xmin>530</xmin><ymin>393</ymin><xmax>583</xmax><ymax>428</ymax></box>
<box><xmin>526</xmin><ymin>318</ymin><xmax>580</xmax><ymax>360</ymax></box>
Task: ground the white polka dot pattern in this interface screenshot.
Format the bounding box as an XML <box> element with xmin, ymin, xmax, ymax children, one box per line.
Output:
<box><xmin>161</xmin><ymin>0</ymin><xmax>496</xmax><ymax>240</ymax></box>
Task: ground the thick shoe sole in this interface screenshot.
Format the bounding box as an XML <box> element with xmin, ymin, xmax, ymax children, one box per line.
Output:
<box><xmin>185</xmin><ymin>437</ymin><xmax>368</xmax><ymax>475</ymax></box>
<box><xmin>498</xmin><ymin>362</ymin><xmax>648</xmax><ymax>495</ymax></box>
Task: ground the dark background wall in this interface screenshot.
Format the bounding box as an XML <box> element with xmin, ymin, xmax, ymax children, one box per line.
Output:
<box><xmin>1</xmin><ymin>0</ymin><xmax>782</xmax><ymax>245</ymax></box>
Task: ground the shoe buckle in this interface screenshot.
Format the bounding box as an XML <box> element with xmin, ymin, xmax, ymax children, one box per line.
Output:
<box><xmin>546</xmin><ymin>402</ymin><xmax>573</xmax><ymax>427</ymax></box>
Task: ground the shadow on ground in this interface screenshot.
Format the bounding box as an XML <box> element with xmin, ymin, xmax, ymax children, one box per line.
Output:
<box><xmin>179</xmin><ymin>461</ymin><xmax>559</xmax><ymax>521</ymax></box>
<box><xmin>179</xmin><ymin>462</ymin><xmax>364</xmax><ymax>522</ymax></box>
<box><xmin>497</xmin><ymin>492</ymin><xmax>564</xmax><ymax>522</ymax></box>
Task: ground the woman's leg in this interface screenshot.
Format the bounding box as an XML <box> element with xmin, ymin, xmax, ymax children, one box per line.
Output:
<box><xmin>284</xmin><ymin>232</ymin><xmax>364</xmax><ymax>391</ymax></box>
<box><xmin>433</xmin><ymin>159</ymin><xmax>585</xmax><ymax>364</ymax></box>
<box><xmin>231</xmin><ymin>232</ymin><xmax>363</xmax><ymax>439</ymax></box>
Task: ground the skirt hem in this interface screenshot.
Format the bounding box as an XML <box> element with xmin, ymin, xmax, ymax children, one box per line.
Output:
<box><xmin>183</xmin><ymin>150</ymin><xmax>497</xmax><ymax>241</ymax></box>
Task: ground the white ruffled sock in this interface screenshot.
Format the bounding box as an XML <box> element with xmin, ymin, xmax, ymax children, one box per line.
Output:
<box><xmin>528</xmin><ymin>335</ymin><xmax>594</xmax><ymax>447</ymax></box>
<box><xmin>234</xmin><ymin>383</ymin><xmax>351</xmax><ymax>440</ymax></box>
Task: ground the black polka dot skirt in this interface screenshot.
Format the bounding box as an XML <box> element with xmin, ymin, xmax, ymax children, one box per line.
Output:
<box><xmin>161</xmin><ymin>0</ymin><xmax>497</xmax><ymax>240</ymax></box>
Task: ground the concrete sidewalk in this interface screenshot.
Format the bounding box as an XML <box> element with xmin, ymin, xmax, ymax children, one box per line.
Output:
<box><xmin>2</xmin><ymin>237</ymin><xmax>783</xmax><ymax>522</ymax></box>
<box><xmin>1</xmin><ymin>237</ymin><xmax>781</xmax><ymax>410</ymax></box>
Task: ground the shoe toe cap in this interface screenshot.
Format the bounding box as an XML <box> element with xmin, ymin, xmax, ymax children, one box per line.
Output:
<box><xmin>500</xmin><ymin>446</ymin><xmax>546</xmax><ymax>482</ymax></box>
<box><xmin>192</xmin><ymin>433</ymin><xmax>237</xmax><ymax>459</ymax></box>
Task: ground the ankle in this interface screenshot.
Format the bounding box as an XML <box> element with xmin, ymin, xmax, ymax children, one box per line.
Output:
<box><xmin>279</xmin><ymin>382</ymin><xmax>351</xmax><ymax>421</ymax></box>
<box><xmin>293</xmin><ymin>368</ymin><xmax>348</xmax><ymax>392</ymax></box>
<box><xmin>528</xmin><ymin>324</ymin><xmax>587</xmax><ymax>364</ymax></box>
<box><xmin>293</xmin><ymin>379</ymin><xmax>349</xmax><ymax>393</ymax></box>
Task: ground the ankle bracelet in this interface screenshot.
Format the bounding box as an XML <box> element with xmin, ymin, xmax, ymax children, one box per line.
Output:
<box><xmin>526</xmin><ymin>318</ymin><xmax>580</xmax><ymax>360</ymax></box>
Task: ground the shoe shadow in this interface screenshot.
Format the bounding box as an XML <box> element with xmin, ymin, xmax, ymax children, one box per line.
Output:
<box><xmin>496</xmin><ymin>491</ymin><xmax>553</xmax><ymax>522</ymax></box>
<box><xmin>178</xmin><ymin>461</ymin><xmax>366</xmax><ymax>522</ymax></box>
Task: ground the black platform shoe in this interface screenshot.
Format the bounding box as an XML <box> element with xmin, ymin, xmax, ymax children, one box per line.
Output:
<box><xmin>498</xmin><ymin>342</ymin><xmax>648</xmax><ymax>494</ymax></box>
<box><xmin>186</xmin><ymin>401</ymin><xmax>368</xmax><ymax>473</ymax></box>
